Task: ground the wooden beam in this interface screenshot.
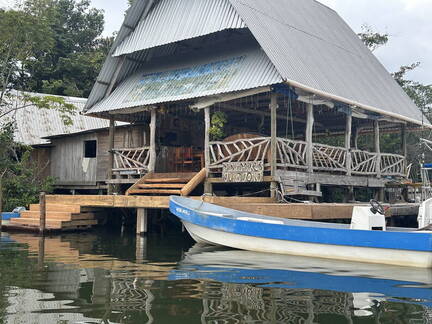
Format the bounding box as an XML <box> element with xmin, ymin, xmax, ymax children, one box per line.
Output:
<box><xmin>181</xmin><ymin>168</ymin><xmax>207</xmax><ymax>196</ymax></box>
<box><xmin>306</xmin><ymin>103</ymin><xmax>314</xmax><ymax>173</ymax></box>
<box><xmin>270</xmin><ymin>93</ymin><xmax>278</xmax><ymax>198</ymax></box>
<box><xmin>353</xmin><ymin>125</ymin><xmax>360</xmax><ymax>149</ymax></box>
<box><xmin>149</xmin><ymin>109</ymin><xmax>156</xmax><ymax>173</ymax></box>
<box><xmin>345</xmin><ymin>112</ymin><xmax>352</xmax><ymax>176</ymax></box>
<box><xmin>374</xmin><ymin>120</ymin><xmax>381</xmax><ymax>178</ymax></box>
<box><xmin>219</xmin><ymin>103</ymin><xmax>324</xmax><ymax>127</ymax></box>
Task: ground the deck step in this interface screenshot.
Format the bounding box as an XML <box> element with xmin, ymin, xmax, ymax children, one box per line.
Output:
<box><xmin>20</xmin><ymin>211</ymin><xmax>97</xmax><ymax>221</ymax></box>
<box><xmin>143</xmin><ymin>178</ymin><xmax>191</xmax><ymax>184</ymax></box>
<box><xmin>9</xmin><ymin>217</ymin><xmax>98</xmax><ymax>230</ymax></box>
<box><xmin>128</xmin><ymin>189</ymin><xmax>182</xmax><ymax>195</ymax></box>
<box><xmin>29</xmin><ymin>204</ymin><xmax>81</xmax><ymax>213</ymax></box>
<box><xmin>138</xmin><ymin>183</ymin><xmax>184</xmax><ymax>189</ymax></box>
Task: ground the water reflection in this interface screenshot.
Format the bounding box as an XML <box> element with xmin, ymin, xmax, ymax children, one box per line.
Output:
<box><xmin>171</xmin><ymin>244</ymin><xmax>432</xmax><ymax>323</ymax></box>
<box><xmin>0</xmin><ymin>231</ymin><xmax>431</xmax><ymax>323</ymax></box>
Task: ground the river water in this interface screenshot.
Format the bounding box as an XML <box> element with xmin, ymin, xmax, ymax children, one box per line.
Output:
<box><xmin>0</xmin><ymin>228</ymin><xmax>431</xmax><ymax>323</ymax></box>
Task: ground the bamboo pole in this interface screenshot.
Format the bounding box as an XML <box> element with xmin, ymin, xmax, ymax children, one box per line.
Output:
<box><xmin>401</xmin><ymin>124</ymin><xmax>407</xmax><ymax>158</ymax></box>
<box><xmin>39</xmin><ymin>192</ymin><xmax>46</xmax><ymax>234</ymax></box>
<box><xmin>270</xmin><ymin>93</ymin><xmax>278</xmax><ymax>198</ymax></box>
<box><xmin>0</xmin><ymin>172</ymin><xmax>3</xmax><ymax>230</ymax></box>
<box><xmin>306</xmin><ymin>103</ymin><xmax>314</xmax><ymax>174</ymax></box>
<box><xmin>149</xmin><ymin>109</ymin><xmax>157</xmax><ymax>173</ymax></box>
<box><xmin>345</xmin><ymin>112</ymin><xmax>352</xmax><ymax>176</ymax></box>
<box><xmin>374</xmin><ymin>120</ymin><xmax>381</xmax><ymax>178</ymax></box>
<box><xmin>204</xmin><ymin>107</ymin><xmax>212</xmax><ymax>194</ymax></box>
<box><xmin>107</xmin><ymin>118</ymin><xmax>115</xmax><ymax>194</ymax></box>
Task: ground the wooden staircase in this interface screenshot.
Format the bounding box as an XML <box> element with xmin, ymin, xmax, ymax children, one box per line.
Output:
<box><xmin>127</xmin><ymin>169</ymin><xmax>207</xmax><ymax>196</ymax></box>
<box><xmin>8</xmin><ymin>203</ymin><xmax>100</xmax><ymax>231</ymax></box>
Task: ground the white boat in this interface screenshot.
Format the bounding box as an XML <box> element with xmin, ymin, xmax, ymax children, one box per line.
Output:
<box><xmin>169</xmin><ymin>196</ymin><xmax>432</xmax><ymax>268</ymax></box>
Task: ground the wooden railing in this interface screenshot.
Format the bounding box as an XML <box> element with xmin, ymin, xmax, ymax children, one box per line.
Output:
<box><xmin>312</xmin><ymin>143</ymin><xmax>347</xmax><ymax>172</ymax></box>
<box><xmin>276</xmin><ymin>138</ymin><xmax>307</xmax><ymax>170</ymax></box>
<box><xmin>209</xmin><ymin>137</ymin><xmax>271</xmax><ymax>171</ymax></box>
<box><xmin>112</xmin><ymin>147</ymin><xmax>150</xmax><ymax>174</ymax></box>
<box><xmin>351</xmin><ymin>150</ymin><xmax>378</xmax><ymax>175</ymax></box>
<box><xmin>380</xmin><ymin>153</ymin><xmax>406</xmax><ymax>176</ymax></box>
<box><xmin>209</xmin><ymin>136</ymin><xmax>406</xmax><ymax>177</ymax></box>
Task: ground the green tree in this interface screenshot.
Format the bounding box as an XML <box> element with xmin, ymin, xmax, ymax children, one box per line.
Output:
<box><xmin>17</xmin><ymin>0</ymin><xmax>111</xmax><ymax>97</ymax></box>
<box><xmin>0</xmin><ymin>1</ymin><xmax>79</xmax><ymax>212</ymax></box>
<box><xmin>358</xmin><ymin>26</ymin><xmax>432</xmax><ymax>179</ymax></box>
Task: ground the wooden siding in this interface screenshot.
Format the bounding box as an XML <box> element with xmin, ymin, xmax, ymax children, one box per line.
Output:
<box><xmin>50</xmin><ymin>134</ymin><xmax>99</xmax><ymax>185</ymax></box>
<box><xmin>49</xmin><ymin>125</ymin><xmax>148</xmax><ymax>186</ymax></box>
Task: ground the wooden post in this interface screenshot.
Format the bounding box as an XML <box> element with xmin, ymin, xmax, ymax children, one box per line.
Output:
<box><xmin>38</xmin><ymin>236</ymin><xmax>45</xmax><ymax>270</ymax></box>
<box><xmin>401</xmin><ymin>124</ymin><xmax>407</xmax><ymax>158</ymax></box>
<box><xmin>39</xmin><ymin>192</ymin><xmax>46</xmax><ymax>234</ymax></box>
<box><xmin>374</xmin><ymin>120</ymin><xmax>381</xmax><ymax>178</ymax></box>
<box><xmin>345</xmin><ymin>112</ymin><xmax>352</xmax><ymax>176</ymax></box>
<box><xmin>0</xmin><ymin>173</ymin><xmax>3</xmax><ymax>230</ymax></box>
<box><xmin>107</xmin><ymin>118</ymin><xmax>115</xmax><ymax>195</ymax></box>
<box><xmin>149</xmin><ymin>109</ymin><xmax>157</xmax><ymax>173</ymax></box>
<box><xmin>136</xmin><ymin>208</ymin><xmax>148</xmax><ymax>235</ymax></box>
<box><xmin>270</xmin><ymin>93</ymin><xmax>278</xmax><ymax>198</ymax></box>
<box><xmin>306</xmin><ymin>103</ymin><xmax>314</xmax><ymax>174</ymax></box>
<box><xmin>204</xmin><ymin>107</ymin><xmax>212</xmax><ymax>194</ymax></box>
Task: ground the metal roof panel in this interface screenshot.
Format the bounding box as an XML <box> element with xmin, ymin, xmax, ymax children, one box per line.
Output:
<box><xmin>113</xmin><ymin>0</ymin><xmax>246</xmax><ymax>57</ymax></box>
<box><xmin>87</xmin><ymin>48</ymin><xmax>282</xmax><ymax>114</ymax></box>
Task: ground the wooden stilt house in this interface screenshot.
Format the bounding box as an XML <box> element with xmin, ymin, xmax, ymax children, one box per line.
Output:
<box><xmin>83</xmin><ymin>0</ymin><xmax>431</xmax><ymax>200</ymax></box>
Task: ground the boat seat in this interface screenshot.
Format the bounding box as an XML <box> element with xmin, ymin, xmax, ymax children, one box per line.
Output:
<box><xmin>350</xmin><ymin>206</ymin><xmax>386</xmax><ymax>231</ymax></box>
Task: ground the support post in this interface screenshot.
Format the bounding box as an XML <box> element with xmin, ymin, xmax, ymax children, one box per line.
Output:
<box><xmin>39</xmin><ymin>192</ymin><xmax>46</xmax><ymax>235</ymax></box>
<box><xmin>345</xmin><ymin>112</ymin><xmax>352</xmax><ymax>176</ymax></box>
<box><xmin>136</xmin><ymin>208</ymin><xmax>148</xmax><ymax>235</ymax></box>
<box><xmin>149</xmin><ymin>109</ymin><xmax>157</xmax><ymax>173</ymax></box>
<box><xmin>0</xmin><ymin>173</ymin><xmax>3</xmax><ymax>230</ymax></box>
<box><xmin>270</xmin><ymin>93</ymin><xmax>278</xmax><ymax>198</ymax></box>
<box><xmin>107</xmin><ymin>118</ymin><xmax>115</xmax><ymax>195</ymax></box>
<box><xmin>204</xmin><ymin>107</ymin><xmax>212</xmax><ymax>194</ymax></box>
<box><xmin>306</xmin><ymin>103</ymin><xmax>314</xmax><ymax>174</ymax></box>
<box><xmin>401</xmin><ymin>124</ymin><xmax>407</xmax><ymax>158</ymax></box>
<box><xmin>374</xmin><ymin>120</ymin><xmax>381</xmax><ymax>178</ymax></box>
<box><xmin>38</xmin><ymin>236</ymin><xmax>45</xmax><ymax>270</ymax></box>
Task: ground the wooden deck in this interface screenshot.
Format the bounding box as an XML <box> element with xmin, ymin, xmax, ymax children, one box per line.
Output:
<box><xmin>42</xmin><ymin>195</ymin><xmax>415</xmax><ymax>220</ymax></box>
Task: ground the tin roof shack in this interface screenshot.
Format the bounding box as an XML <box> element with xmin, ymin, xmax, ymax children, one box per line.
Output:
<box><xmin>46</xmin><ymin>123</ymin><xmax>148</xmax><ymax>192</ymax></box>
<box><xmin>8</xmin><ymin>93</ymin><xmax>106</xmax><ymax>184</ymax></box>
<box><xmin>83</xmin><ymin>0</ymin><xmax>431</xmax><ymax>200</ymax></box>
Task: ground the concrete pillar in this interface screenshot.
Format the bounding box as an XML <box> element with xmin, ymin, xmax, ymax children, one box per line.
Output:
<box><xmin>136</xmin><ymin>208</ymin><xmax>148</xmax><ymax>235</ymax></box>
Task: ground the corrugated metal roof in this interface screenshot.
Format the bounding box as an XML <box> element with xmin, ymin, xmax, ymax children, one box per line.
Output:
<box><xmin>229</xmin><ymin>0</ymin><xmax>430</xmax><ymax>126</ymax></box>
<box><xmin>113</xmin><ymin>0</ymin><xmax>246</xmax><ymax>57</ymax></box>
<box><xmin>87</xmin><ymin>48</ymin><xmax>282</xmax><ymax>114</ymax></box>
<box><xmin>84</xmin><ymin>0</ymin><xmax>155</xmax><ymax>111</ymax></box>
<box><xmin>8</xmin><ymin>92</ymin><xmax>110</xmax><ymax>146</ymax></box>
<box><xmin>85</xmin><ymin>0</ymin><xmax>428</xmax><ymax>127</ymax></box>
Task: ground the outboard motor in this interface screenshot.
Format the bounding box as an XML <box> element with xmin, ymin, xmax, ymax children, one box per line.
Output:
<box><xmin>350</xmin><ymin>200</ymin><xmax>386</xmax><ymax>231</ymax></box>
<box><xmin>418</xmin><ymin>198</ymin><xmax>432</xmax><ymax>229</ymax></box>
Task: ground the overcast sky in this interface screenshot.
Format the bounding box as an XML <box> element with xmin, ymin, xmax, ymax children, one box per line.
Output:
<box><xmin>2</xmin><ymin>0</ymin><xmax>430</xmax><ymax>84</ymax></box>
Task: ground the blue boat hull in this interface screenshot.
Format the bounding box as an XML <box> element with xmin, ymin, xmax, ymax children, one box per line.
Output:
<box><xmin>169</xmin><ymin>197</ymin><xmax>432</xmax><ymax>268</ymax></box>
